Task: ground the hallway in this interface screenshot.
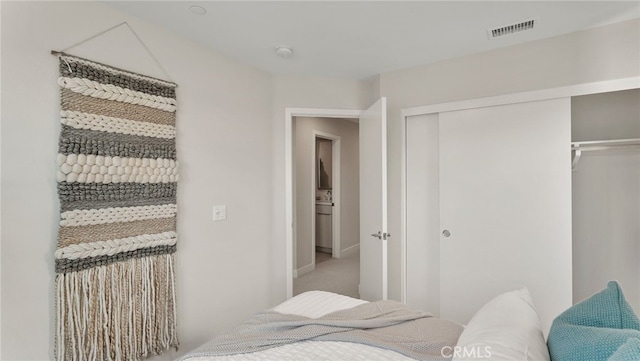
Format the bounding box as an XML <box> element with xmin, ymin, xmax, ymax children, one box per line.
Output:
<box><xmin>293</xmin><ymin>250</ymin><xmax>360</xmax><ymax>299</ymax></box>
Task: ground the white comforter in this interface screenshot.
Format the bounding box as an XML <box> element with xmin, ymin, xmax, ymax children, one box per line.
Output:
<box><xmin>182</xmin><ymin>291</ymin><xmax>417</xmax><ymax>361</ymax></box>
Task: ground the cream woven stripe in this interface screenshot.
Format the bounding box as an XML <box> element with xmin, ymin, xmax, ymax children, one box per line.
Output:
<box><xmin>60</xmin><ymin>204</ymin><xmax>177</xmax><ymax>227</ymax></box>
<box><xmin>61</xmin><ymin>110</ymin><xmax>176</xmax><ymax>139</ymax></box>
<box><xmin>55</xmin><ymin>231</ymin><xmax>177</xmax><ymax>259</ymax></box>
<box><xmin>58</xmin><ymin>218</ymin><xmax>176</xmax><ymax>247</ymax></box>
<box><xmin>60</xmin><ymin>55</ymin><xmax>177</xmax><ymax>88</ymax></box>
<box><xmin>57</xmin><ymin>170</ymin><xmax>177</xmax><ymax>184</ymax></box>
<box><xmin>61</xmin><ymin>89</ymin><xmax>176</xmax><ymax>126</ymax></box>
<box><xmin>57</xmin><ymin>153</ymin><xmax>178</xmax><ymax>184</ymax></box>
<box><xmin>58</xmin><ymin>77</ymin><xmax>177</xmax><ymax>112</ymax></box>
<box><xmin>57</xmin><ymin>153</ymin><xmax>177</xmax><ymax>168</ymax></box>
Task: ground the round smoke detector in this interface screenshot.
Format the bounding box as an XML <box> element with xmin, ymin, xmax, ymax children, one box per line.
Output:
<box><xmin>189</xmin><ymin>5</ymin><xmax>207</xmax><ymax>15</ymax></box>
<box><xmin>275</xmin><ymin>46</ymin><xmax>294</xmax><ymax>59</ymax></box>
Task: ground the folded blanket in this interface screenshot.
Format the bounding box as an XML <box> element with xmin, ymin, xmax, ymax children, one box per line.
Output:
<box><xmin>181</xmin><ymin>300</ymin><xmax>462</xmax><ymax>361</ymax></box>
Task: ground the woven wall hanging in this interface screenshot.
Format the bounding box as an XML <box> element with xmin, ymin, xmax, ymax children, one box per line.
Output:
<box><xmin>54</xmin><ymin>53</ymin><xmax>179</xmax><ymax>361</ymax></box>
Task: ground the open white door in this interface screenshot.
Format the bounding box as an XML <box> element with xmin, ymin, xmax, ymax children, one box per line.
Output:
<box><xmin>359</xmin><ymin>97</ymin><xmax>388</xmax><ymax>301</ymax></box>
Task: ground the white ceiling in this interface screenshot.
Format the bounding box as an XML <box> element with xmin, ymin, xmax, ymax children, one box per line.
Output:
<box><xmin>107</xmin><ymin>1</ymin><xmax>640</xmax><ymax>79</ymax></box>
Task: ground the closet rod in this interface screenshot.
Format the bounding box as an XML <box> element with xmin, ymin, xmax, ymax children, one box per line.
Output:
<box><xmin>571</xmin><ymin>138</ymin><xmax>640</xmax><ymax>170</ymax></box>
<box><xmin>571</xmin><ymin>138</ymin><xmax>640</xmax><ymax>149</ymax></box>
<box><xmin>573</xmin><ymin>144</ymin><xmax>640</xmax><ymax>152</ymax></box>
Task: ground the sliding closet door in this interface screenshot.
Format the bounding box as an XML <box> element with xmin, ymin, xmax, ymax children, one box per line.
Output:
<box><xmin>406</xmin><ymin>114</ymin><xmax>440</xmax><ymax>314</ymax></box>
<box><xmin>439</xmin><ymin>98</ymin><xmax>572</xmax><ymax>334</ymax></box>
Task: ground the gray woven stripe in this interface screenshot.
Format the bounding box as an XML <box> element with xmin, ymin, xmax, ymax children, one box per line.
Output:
<box><xmin>58</xmin><ymin>217</ymin><xmax>176</xmax><ymax>247</ymax></box>
<box><xmin>61</xmin><ymin>89</ymin><xmax>175</xmax><ymax>125</ymax></box>
<box><xmin>60</xmin><ymin>196</ymin><xmax>176</xmax><ymax>213</ymax></box>
<box><xmin>59</xmin><ymin>125</ymin><xmax>176</xmax><ymax>159</ymax></box>
<box><xmin>58</xmin><ymin>182</ymin><xmax>177</xmax><ymax>205</ymax></box>
<box><xmin>55</xmin><ymin>244</ymin><xmax>176</xmax><ymax>273</ymax></box>
<box><xmin>60</xmin><ymin>59</ymin><xmax>176</xmax><ymax>98</ymax></box>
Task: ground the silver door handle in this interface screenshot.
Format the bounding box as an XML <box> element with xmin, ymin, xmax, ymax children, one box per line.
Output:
<box><xmin>442</xmin><ymin>230</ymin><xmax>451</xmax><ymax>237</ymax></box>
<box><xmin>371</xmin><ymin>231</ymin><xmax>391</xmax><ymax>240</ymax></box>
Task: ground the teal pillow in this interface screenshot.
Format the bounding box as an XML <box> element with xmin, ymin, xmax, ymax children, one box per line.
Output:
<box><xmin>547</xmin><ymin>281</ymin><xmax>640</xmax><ymax>361</ymax></box>
<box><xmin>609</xmin><ymin>338</ymin><xmax>640</xmax><ymax>361</ymax></box>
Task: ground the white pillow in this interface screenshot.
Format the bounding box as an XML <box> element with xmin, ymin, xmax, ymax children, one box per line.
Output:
<box><xmin>271</xmin><ymin>291</ymin><xmax>367</xmax><ymax>318</ymax></box>
<box><xmin>451</xmin><ymin>288</ymin><xmax>550</xmax><ymax>361</ymax></box>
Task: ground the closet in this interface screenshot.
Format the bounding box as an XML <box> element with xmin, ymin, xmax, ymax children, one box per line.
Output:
<box><xmin>403</xmin><ymin>80</ymin><xmax>639</xmax><ymax>334</ymax></box>
<box><xmin>405</xmin><ymin>98</ymin><xmax>573</xmax><ymax>334</ymax></box>
<box><xmin>571</xmin><ymin>89</ymin><xmax>640</xmax><ymax>313</ymax></box>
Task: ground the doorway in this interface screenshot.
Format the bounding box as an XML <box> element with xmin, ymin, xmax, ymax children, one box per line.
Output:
<box><xmin>285</xmin><ymin>99</ymin><xmax>388</xmax><ymax>301</ymax></box>
<box><xmin>292</xmin><ymin>117</ymin><xmax>360</xmax><ymax>298</ymax></box>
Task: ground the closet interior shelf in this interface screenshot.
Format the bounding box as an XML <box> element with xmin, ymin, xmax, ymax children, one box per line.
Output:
<box><xmin>571</xmin><ymin>138</ymin><xmax>640</xmax><ymax>169</ymax></box>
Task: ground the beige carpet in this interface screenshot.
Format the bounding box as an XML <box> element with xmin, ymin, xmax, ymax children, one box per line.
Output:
<box><xmin>294</xmin><ymin>249</ymin><xmax>360</xmax><ymax>299</ymax></box>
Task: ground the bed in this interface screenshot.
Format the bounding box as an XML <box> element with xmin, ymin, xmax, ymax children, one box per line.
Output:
<box><xmin>180</xmin><ymin>289</ymin><xmax>549</xmax><ymax>361</ymax></box>
<box><xmin>177</xmin><ymin>281</ymin><xmax>640</xmax><ymax>360</ymax></box>
<box><xmin>181</xmin><ymin>291</ymin><xmax>433</xmax><ymax>361</ymax></box>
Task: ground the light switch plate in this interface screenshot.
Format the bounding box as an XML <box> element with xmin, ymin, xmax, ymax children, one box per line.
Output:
<box><xmin>213</xmin><ymin>205</ymin><xmax>226</xmax><ymax>221</ymax></box>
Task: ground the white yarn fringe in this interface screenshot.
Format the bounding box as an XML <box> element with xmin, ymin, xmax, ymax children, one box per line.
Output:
<box><xmin>55</xmin><ymin>254</ymin><xmax>178</xmax><ymax>361</ymax></box>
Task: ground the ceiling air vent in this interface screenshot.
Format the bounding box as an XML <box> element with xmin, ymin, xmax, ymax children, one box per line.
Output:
<box><xmin>488</xmin><ymin>18</ymin><xmax>537</xmax><ymax>39</ymax></box>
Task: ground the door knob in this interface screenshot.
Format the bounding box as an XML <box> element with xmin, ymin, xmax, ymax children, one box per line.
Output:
<box><xmin>442</xmin><ymin>230</ymin><xmax>451</xmax><ymax>237</ymax></box>
<box><xmin>371</xmin><ymin>231</ymin><xmax>391</xmax><ymax>240</ymax></box>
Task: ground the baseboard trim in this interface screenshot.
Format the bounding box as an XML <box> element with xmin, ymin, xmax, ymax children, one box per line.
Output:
<box><xmin>294</xmin><ymin>262</ymin><xmax>315</xmax><ymax>278</ymax></box>
<box><xmin>340</xmin><ymin>243</ymin><xmax>360</xmax><ymax>257</ymax></box>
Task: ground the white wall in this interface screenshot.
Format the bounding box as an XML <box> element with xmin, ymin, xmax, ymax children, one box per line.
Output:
<box><xmin>1</xmin><ymin>2</ymin><xmax>276</xmax><ymax>360</ymax></box>
<box><xmin>572</xmin><ymin>89</ymin><xmax>640</xmax><ymax>312</ymax></box>
<box><xmin>293</xmin><ymin>117</ymin><xmax>359</xmax><ymax>274</ymax></box>
<box><xmin>572</xmin><ymin>89</ymin><xmax>640</xmax><ymax>142</ymax></box>
<box><xmin>380</xmin><ymin>19</ymin><xmax>640</xmax><ymax>301</ymax></box>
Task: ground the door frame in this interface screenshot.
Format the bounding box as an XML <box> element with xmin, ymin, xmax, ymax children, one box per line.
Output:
<box><xmin>285</xmin><ymin>107</ymin><xmax>363</xmax><ymax>299</ymax></box>
<box><xmin>399</xmin><ymin>76</ymin><xmax>640</xmax><ymax>304</ymax></box>
<box><xmin>312</xmin><ymin>131</ymin><xmax>341</xmax><ymax>261</ymax></box>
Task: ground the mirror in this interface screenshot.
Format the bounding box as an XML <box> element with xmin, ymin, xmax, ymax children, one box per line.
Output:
<box><xmin>316</xmin><ymin>138</ymin><xmax>332</xmax><ymax>190</ymax></box>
